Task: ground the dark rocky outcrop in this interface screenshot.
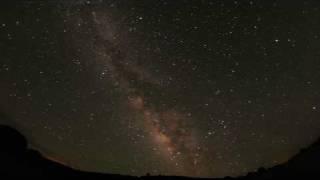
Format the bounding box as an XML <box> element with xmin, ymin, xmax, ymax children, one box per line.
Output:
<box><xmin>0</xmin><ymin>124</ymin><xmax>319</xmax><ymax>179</ymax></box>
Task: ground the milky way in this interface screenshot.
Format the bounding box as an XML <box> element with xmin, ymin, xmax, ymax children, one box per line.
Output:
<box><xmin>89</xmin><ymin>10</ymin><xmax>206</xmax><ymax>176</ymax></box>
<box><xmin>1</xmin><ymin>0</ymin><xmax>320</xmax><ymax>178</ymax></box>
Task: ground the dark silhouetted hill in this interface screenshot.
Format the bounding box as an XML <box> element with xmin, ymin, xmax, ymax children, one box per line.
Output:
<box><xmin>0</xmin><ymin>125</ymin><xmax>136</xmax><ymax>179</ymax></box>
<box><xmin>0</xmin><ymin>124</ymin><xmax>319</xmax><ymax>179</ymax></box>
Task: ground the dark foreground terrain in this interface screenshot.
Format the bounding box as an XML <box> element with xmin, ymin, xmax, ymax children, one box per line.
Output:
<box><xmin>0</xmin><ymin>124</ymin><xmax>319</xmax><ymax>179</ymax></box>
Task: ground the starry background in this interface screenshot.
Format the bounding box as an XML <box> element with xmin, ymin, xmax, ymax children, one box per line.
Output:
<box><xmin>1</xmin><ymin>0</ymin><xmax>320</xmax><ymax>178</ymax></box>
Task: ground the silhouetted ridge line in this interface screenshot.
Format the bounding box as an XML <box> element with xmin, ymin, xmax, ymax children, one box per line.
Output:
<box><xmin>0</xmin><ymin>125</ymin><xmax>319</xmax><ymax>179</ymax></box>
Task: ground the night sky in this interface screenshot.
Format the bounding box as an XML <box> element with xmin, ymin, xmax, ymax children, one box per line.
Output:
<box><xmin>1</xmin><ymin>0</ymin><xmax>320</xmax><ymax>178</ymax></box>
